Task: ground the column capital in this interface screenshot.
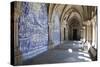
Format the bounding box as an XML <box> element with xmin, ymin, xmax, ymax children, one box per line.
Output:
<box><xmin>83</xmin><ymin>20</ymin><xmax>92</xmax><ymax>26</ymax></box>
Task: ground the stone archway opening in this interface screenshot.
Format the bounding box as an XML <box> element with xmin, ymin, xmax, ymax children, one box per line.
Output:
<box><xmin>68</xmin><ymin>18</ymin><xmax>81</xmax><ymax>41</ymax></box>
<box><xmin>73</xmin><ymin>29</ymin><xmax>78</xmax><ymax>40</ymax></box>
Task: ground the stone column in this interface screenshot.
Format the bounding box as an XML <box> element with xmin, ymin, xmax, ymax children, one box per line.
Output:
<box><xmin>48</xmin><ymin>22</ymin><xmax>54</xmax><ymax>49</ymax></box>
<box><xmin>80</xmin><ymin>28</ymin><xmax>83</xmax><ymax>40</ymax></box>
<box><xmin>85</xmin><ymin>25</ymin><xmax>88</xmax><ymax>42</ymax></box>
<box><xmin>14</xmin><ymin>2</ymin><xmax>22</xmax><ymax>65</ymax></box>
<box><xmin>82</xmin><ymin>26</ymin><xmax>86</xmax><ymax>41</ymax></box>
<box><xmin>86</xmin><ymin>20</ymin><xmax>92</xmax><ymax>43</ymax></box>
<box><xmin>92</xmin><ymin>20</ymin><xmax>95</xmax><ymax>46</ymax></box>
<box><xmin>85</xmin><ymin>20</ymin><xmax>92</xmax><ymax>50</ymax></box>
<box><xmin>61</xmin><ymin>25</ymin><xmax>64</xmax><ymax>43</ymax></box>
<box><xmin>91</xmin><ymin>16</ymin><xmax>97</xmax><ymax>48</ymax></box>
<box><xmin>65</xmin><ymin>24</ymin><xmax>69</xmax><ymax>41</ymax></box>
<box><xmin>88</xmin><ymin>21</ymin><xmax>92</xmax><ymax>44</ymax></box>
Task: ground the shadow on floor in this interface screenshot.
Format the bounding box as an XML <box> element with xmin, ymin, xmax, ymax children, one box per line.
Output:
<box><xmin>22</xmin><ymin>41</ymin><xmax>91</xmax><ymax>65</ymax></box>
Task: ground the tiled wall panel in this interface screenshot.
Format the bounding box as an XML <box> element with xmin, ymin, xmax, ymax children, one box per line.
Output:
<box><xmin>51</xmin><ymin>12</ymin><xmax>60</xmax><ymax>46</ymax></box>
<box><xmin>16</xmin><ymin>2</ymin><xmax>48</xmax><ymax>60</ymax></box>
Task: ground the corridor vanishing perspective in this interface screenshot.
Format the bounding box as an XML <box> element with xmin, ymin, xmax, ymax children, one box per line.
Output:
<box><xmin>11</xmin><ymin>1</ymin><xmax>97</xmax><ymax>65</ymax></box>
<box><xmin>23</xmin><ymin>41</ymin><xmax>91</xmax><ymax>65</ymax></box>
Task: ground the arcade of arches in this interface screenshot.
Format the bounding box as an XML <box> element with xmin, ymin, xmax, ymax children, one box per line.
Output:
<box><xmin>12</xmin><ymin>2</ymin><xmax>97</xmax><ymax>65</ymax></box>
<box><xmin>48</xmin><ymin>4</ymin><xmax>97</xmax><ymax>48</ymax></box>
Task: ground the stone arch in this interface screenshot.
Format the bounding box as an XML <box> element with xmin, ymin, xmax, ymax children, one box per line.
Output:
<box><xmin>68</xmin><ymin>12</ymin><xmax>82</xmax><ymax>40</ymax></box>
<box><xmin>50</xmin><ymin>7</ymin><xmax>61</xmax><ymax>46</ymax></box>
<box><xmin>48</xmin><ymin>4</ymin><xmax>65</xmax><ymax>46</ymax></box>
<box><xmin>61</xmin><ymin>5</ymin><xmax>83</xmax><ymax>24</ymax></box>
<box><xmin>61</xmin><ymin>7</ymin><xmax>83</xmax><ymax>41</ymax></box>
<box><xmin>68</xmin><ymin>17</ymin><xmax>81</xmax><ymax>40</ymax></box>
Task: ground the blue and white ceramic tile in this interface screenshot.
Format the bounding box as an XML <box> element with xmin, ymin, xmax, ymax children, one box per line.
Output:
<box><xmin>18</xmin><ymin>2</ymin><xmax>48</xmax><ymax>60</ymax></box>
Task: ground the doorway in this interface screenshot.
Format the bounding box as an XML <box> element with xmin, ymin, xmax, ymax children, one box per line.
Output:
<box><xmin>73</xmin><ymin>29</ymin><xmax>77</xmax><ymax>40</ymax></box>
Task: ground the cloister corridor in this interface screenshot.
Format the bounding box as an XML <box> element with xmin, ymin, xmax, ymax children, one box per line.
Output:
<box><xmin>11</xmin><ymin>1</ymin><xmax>97</xmax><ymax>65</ymax></box>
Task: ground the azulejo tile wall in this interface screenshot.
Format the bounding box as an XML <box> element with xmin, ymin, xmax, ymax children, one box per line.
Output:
<box><xmin>17</xmin><ymin>2</ymin><xmax>48</xmax><ymax>60</ymax></box>
<box><xmin>51</xmin><ymin>11</ymin><xmax>60</xmax><ymax>46</ymax></box>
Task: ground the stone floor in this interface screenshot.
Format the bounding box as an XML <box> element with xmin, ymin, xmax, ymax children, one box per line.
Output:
<box><xmin>23</xmin><ymin>41</ymin><xmax>91</xmax><ymax>65</ymax></box>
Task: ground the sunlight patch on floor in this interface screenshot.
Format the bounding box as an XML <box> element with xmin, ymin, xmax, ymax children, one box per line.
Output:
<box><xmin>78</xmin><ymin>49</ymin><xmax>82</xmax><ymax>51</ymax></box>
<box><xmin>68</xmin><ymin>48</ymin><xmax>73</xmax><ymax>53</ymax></box>
<box><xmin>78</xmin><ymin>56</ymin><xmax>91</xmax><ymax>61</ymax></box>
<box><xmin>78</xmin><ymin>52</ymin><xmax>90</xmax><ymax>57</ymax></box>
<box><xmin>73</xmin><ymin>43</ymin><xmax>76</xmax><ymax>46</ymax></box>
